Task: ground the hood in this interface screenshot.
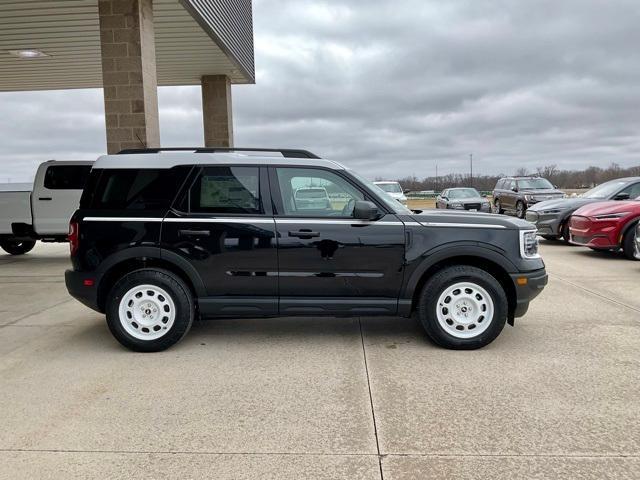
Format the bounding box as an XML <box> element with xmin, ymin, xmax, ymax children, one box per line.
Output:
<box><xmin>448</xmin><ymin>196</ymin><xmax>486</xmax><ymax>203</ymax></box>
<box><xmin>411</xmin><ymin>209</ymin><xmax>532</xmax><ymax>230</ymax></box>
<box><xmin>386</xmin><ymin>192</ymin><xmax>406</xmax><ymax>199</ymax></box>
<box><xmin>528</xmin><ymin>196</ymin><xmax>594</xmax><ymax>212</ymax></box>
<box><xmin>572</xmin><ymin>200</ymin><xmax>640</xmax><ymax>217</ymax></box>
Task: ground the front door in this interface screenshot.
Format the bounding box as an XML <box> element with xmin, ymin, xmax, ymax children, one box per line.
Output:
<box><xmin>161</xmin><ymin>165</ymin><xmax>278</xmax><ymax>316</ymax></box>
<box><xmin>270</xmin><ymin>166</ymin><xmax>406</xmax><ymax>316</ymax></box>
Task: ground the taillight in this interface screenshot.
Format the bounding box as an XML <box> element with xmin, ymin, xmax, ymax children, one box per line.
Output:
<box><xmin>68</xmin><ymin>221</ymin><xmax>79</xmax><ymax>256</ymax></box>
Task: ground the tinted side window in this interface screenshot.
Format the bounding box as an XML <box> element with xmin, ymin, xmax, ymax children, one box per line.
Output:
<box><xmin>44</xmin><ymin>165</ymin><xmax>92</xmax><ymax>190</ymax></box>
<box><xmin>275</xmin><ymin>167</ymin><xmax>364</xmax><ymax>217</ymax></box>
<box><xmin>187</xmin><ymin>166</ymin><xmax>262</xmax><ymax>214</ymax></box>
<box><xmin>88</xmin><ymin>167</ymin><xmax>190</xmax><ymax>210</ymax></box>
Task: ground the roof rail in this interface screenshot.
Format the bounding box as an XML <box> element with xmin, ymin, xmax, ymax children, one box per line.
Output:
<box><xmin>116</xmin><ymin>147</ymin><xmax>321</xmax><ymax>159</ymax></box>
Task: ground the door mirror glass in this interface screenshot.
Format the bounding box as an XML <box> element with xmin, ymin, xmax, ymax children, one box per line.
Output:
<box><xmin>511</xmin><ymin>186</ymin><xmax>518</xmax><ymax>192</ymax></box>
<box><xmin>353</xmin><ymin>200</ymin><xmax>380</xmax><ymax>220</ymax></box>
<box><xmin>614</xmin><ymin>192</ymin><xmax>631</xmax><ymax>200</ymax></box>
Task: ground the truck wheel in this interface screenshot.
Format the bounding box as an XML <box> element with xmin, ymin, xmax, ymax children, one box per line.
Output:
<box><xmin>622</xmin><ymin>224</ymin><xmax>640</xmax><ymax>260</ymax></box>
<box><xmin>417</xmin><ymin>265</ymin><xmax>508</xmax><ymax>349</ymax></box>
<box><xmin>494</xmin><ymin>199</ymin><xmax>504</xmax><ymax>214</ymax></box>
<box><xmin>106</xmin><ymin>269</ymin><xmax>194</xmax><ymax>352</ymax></box>
<box><xmin>515</xmin><ymin>201</ymin><xmax>526</xmax><ymax>219</ymax></box>
<box><xmin>0</xmin><ymin>238</ymin><xmax>36</xmax><ymax>255</ymax></box>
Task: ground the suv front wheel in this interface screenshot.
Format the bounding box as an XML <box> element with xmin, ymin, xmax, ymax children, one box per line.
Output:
<box><xmin>417</xmin><ymin>265</ymin><xmax>508</xmax><ymax>349</ymax></box>
<box><xmin>106</xmin><ymin>269</ymin><xmax>195</xmax><ymax>352</ymax></box>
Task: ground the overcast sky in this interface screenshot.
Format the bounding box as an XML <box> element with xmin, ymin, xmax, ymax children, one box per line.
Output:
<box><xmin>1</xmin><ymin>0</ymin><xmax>639</xmax><ymax>182</ymax></box>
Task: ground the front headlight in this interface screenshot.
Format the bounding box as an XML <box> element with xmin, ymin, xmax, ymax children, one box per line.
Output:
<box><xmin>520</xmin><ymin>230</ymin><xmax>540</xmax><ymax>258</ymax></box>
<box><xmin>593</xmin><ymin>212</ymin><xmax>630</xmax><ymax>220</ymax></box>
<box><xmin>524</xmin><ymin>194</ymin><xmax>534</xmax><ymax>201</ymax></box>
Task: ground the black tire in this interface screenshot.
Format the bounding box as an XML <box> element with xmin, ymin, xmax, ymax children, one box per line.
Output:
<box><xmin>622</xmin><ymin>223</ymin><xmax>640</xmax><ymax>260</ymax></box>
<box><xmin>0</xmin><ymin>238</ymin><xmax>36</xmax><ymax>255</ymax></box>
<box><xmin>515</xmin><ymin>201</ymin><xmax>526</xmax><ymax>219</ymax></box>
<box><xmin>541</xmin><ymin>235</ymin><xmax>558</xmax><ymax>241</ymax></box>
<box><xmin>106</xmin><ymin>269</ymin><xmax>195</xmax><ymax>352</ymax></box>
<box><xmin>560</xmin><ymin>222</ymin><xmax>572</xmax><ymax>245</ymax></box>
<box><xmin>417</xmin><ymin>265</ymin><xmax>508</xmax><ymax>350</ymax></box>
<box><xmin>494</xmin><ymin>199</ymin><xmax>504</xmax><ymax>214</ymax></box>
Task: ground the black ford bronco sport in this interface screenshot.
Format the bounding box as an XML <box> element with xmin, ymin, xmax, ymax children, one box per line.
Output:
<box><xmin>65</xmin><ymin>148</ymin><xmax>547</xmax><ymax>352</ymax></box>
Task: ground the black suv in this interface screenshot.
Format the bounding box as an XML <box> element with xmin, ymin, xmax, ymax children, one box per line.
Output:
<box><xmin>493</xmin><ymin>176</ymin><xmax>565</xmax><ymax>218</ymax></box>
<box><xmin>65</xmin><ymin>148</ymin><xmax>547</xmax><ymax>352</ymax></box>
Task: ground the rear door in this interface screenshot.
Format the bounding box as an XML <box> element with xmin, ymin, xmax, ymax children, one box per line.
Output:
<box><xmin>270</xmin><ymin>166</ymin><xmax>406</xmax><ymax>316</ymax></box>
<box><xmin>32</xmin><ymin>163</ymin><xmax>92</xmax><ymax>235</ymax></box>
<box><xmin>161</xmin><ymin>165</ymin><xmax>279</xmax><ymax>316</ymax></box>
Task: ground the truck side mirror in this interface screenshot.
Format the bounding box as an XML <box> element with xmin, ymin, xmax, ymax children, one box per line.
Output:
<box><xmin>511</xmin><ymin>187</ymin><xmax>518</xmax><ymax>192</ymax></box>
<box><xmin>353</xmin><ymin>200</ymin><xmax>380</xmax><ymax>220</ymax></box>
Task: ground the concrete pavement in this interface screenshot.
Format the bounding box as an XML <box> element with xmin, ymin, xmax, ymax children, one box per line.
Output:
<box><xmin>0</xmin><ymin>241</ymin><xmax>638</xmax><ymax>479</ymax></box>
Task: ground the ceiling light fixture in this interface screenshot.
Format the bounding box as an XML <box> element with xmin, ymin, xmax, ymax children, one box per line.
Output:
<box><xmin>9</xmin><ymin>49</ymin><xmax>49</xmax><ymax>59</ymax></box>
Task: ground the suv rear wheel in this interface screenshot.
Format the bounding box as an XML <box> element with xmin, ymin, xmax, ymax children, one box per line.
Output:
<box><xmin>515</xmin><ymin>201</ymin><xmax>525</xmax><ymax>219</ymax></box>
<box><xmin>0</xmin><ymin>238</ymin><xmax>36</xmax><ymax>255</ymax></box>
<box><xmin>417</xmin><ymin>265</ymin><xmax>508</xmax><ymax>349</ymax></box>
<box><xmin>106</xmin><ymin>269</ymin><xmax>194</xmax><ymax>352</ymax></box>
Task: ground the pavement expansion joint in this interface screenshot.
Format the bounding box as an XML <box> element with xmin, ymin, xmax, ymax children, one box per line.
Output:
<box><xmin>358</xmin><ymin>317</ymin><xmax>385</xmax><ymax>480</ymax></box>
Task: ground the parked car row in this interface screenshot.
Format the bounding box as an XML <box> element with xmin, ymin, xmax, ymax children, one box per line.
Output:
<box><xmin>514</xmin><ymin>176</ymin><xmax>640</xmax><ymax>260</ymax></box>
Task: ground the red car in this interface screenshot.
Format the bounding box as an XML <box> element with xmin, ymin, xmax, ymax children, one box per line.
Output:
<box><xmin>569</xmin><ymin>199</ymin><xmax>640</xmax><ymax>260</ymax></box>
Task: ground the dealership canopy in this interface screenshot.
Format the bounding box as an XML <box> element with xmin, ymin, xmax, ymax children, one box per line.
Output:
<box><xmin>0</xmin><ymin>0</ymin><xmax>255</xmax><ymax>150</ymax></box>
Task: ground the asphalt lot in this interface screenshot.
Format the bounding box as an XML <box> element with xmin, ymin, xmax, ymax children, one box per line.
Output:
<box><xmin>0</xmin><ymin>240</ymin><xmax>638</xmax><ymax>479</ymax></box>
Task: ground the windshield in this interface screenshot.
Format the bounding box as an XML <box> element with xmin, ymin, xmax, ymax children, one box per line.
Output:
<box><xmin>449</xmin><ymin>188</ymin><xmax>481</xmax><ymax>199</ymax></box>
<box><xmin>376</xmin><ymin>182</ymin><xmax>403</xmax><ymax>193</ymax></box>
<box><xmin>517</xmin><ymin>178</ymin><xmax>554</xmax><ymax>189</ymax></box>
<box><xmin>582</xmin><ymin>180</ymin><xmax>628</xmax><ymax>199</ymax></box>
<box><xmin>349</xmin><ymin>171</ymin><xmax>412</xmax><ymax>214</ymax></box>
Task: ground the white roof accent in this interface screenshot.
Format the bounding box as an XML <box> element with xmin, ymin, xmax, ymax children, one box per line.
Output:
<box><xmin>92</xmin><ymin>152</ymin><xmax>345</xmax><ymax>170</ymax></box>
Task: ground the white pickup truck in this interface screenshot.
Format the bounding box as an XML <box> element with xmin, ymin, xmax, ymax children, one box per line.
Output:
<box><xmin>0</xmin><ymin>160</ymin><xmax>93</xmax><ymax>255</ymax></box>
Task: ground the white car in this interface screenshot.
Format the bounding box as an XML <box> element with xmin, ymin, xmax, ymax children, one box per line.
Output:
<box><xmin>374</xmin><ymin>181</ymin><xmax>408</xmax><ymax>204</ymax></box>
<box><xmin>0</xmin><ymin>160</ymin><xmax>93</xmax><ymax>255</ymax></box>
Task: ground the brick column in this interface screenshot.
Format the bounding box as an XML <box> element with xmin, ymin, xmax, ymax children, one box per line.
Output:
<box><xmin>98</xmin><ymin>0</ymin><xmax>160</xmax><ymax>153</ymax></box>
<box><xmin>202</xmin><ymin>75</ymin><xmax>234</xmax><ymax>147</ymax></box>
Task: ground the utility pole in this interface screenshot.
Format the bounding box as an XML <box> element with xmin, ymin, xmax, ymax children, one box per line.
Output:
<box><xmin>469</xmin><ymin>153</ymin><xmax>473</xmax><ymax>187</ymax></box>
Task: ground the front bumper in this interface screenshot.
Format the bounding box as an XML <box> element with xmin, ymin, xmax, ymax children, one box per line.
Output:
<box><xmin>524</xmin><ymin>211</ymin><xmax>563</xmax><ymax>236</ymax></box>
<box><xmin>510</xmin><ymin>268</ymin><xmax>548</xmax><ymax>318</ymax></box>
<box><xmin>65</xmin><ymin>269</ymin><xmax>103</xmax><ymax>313</ymax></box>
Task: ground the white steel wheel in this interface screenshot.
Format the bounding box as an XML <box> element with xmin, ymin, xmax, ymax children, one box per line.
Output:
<box><xmin>118</xmin><ymin>284</ymin><xmax>176</xmax><ymax>341</ymax></box>
<box><xmin>436</xmin><ymin>282</ymin><xmax>495</xmax><ymax>339</ymax></box>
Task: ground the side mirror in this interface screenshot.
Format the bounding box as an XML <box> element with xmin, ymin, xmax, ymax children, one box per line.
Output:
<box><xmin>403</xmin><ymin>189</ymin><xmax>411</xmax><ymax>194</ymax></box>
<box><xmin>353</xmin><ymin>200</ymin><xmax>380</xmax><ymax>220</ymax></box>
<box><xmin>614</xmin><ymin>192</ymin><xmax>630</xmax><ymax>200</ymax></box>
<box><xmin>511</xmin><ymin>187</ymin><xmax>518</xmax><ymax>192</ymax></box>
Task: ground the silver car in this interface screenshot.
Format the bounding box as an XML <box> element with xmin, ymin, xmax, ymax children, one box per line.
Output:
<box><xmin>436</xmin><ymin>188</ymin><xmax>491</xmax><ymax>212</ymax></box>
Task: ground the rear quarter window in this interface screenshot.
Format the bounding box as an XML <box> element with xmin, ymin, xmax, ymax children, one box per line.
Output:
<box><xmin>82</xmin><ymin>167</ymin><xmax>191</xmax><ymax>211</ymax></box>
<box><xmin>44</xmin><ymin>165</ymin><xmax>92</xmax><ymax>190</ymax></box>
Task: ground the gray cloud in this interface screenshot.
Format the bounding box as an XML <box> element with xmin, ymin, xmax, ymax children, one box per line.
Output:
<box><xmin>1</xmin><ymin>0</ymin><xmax>639</xmax><ymax>182</ymax></box>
